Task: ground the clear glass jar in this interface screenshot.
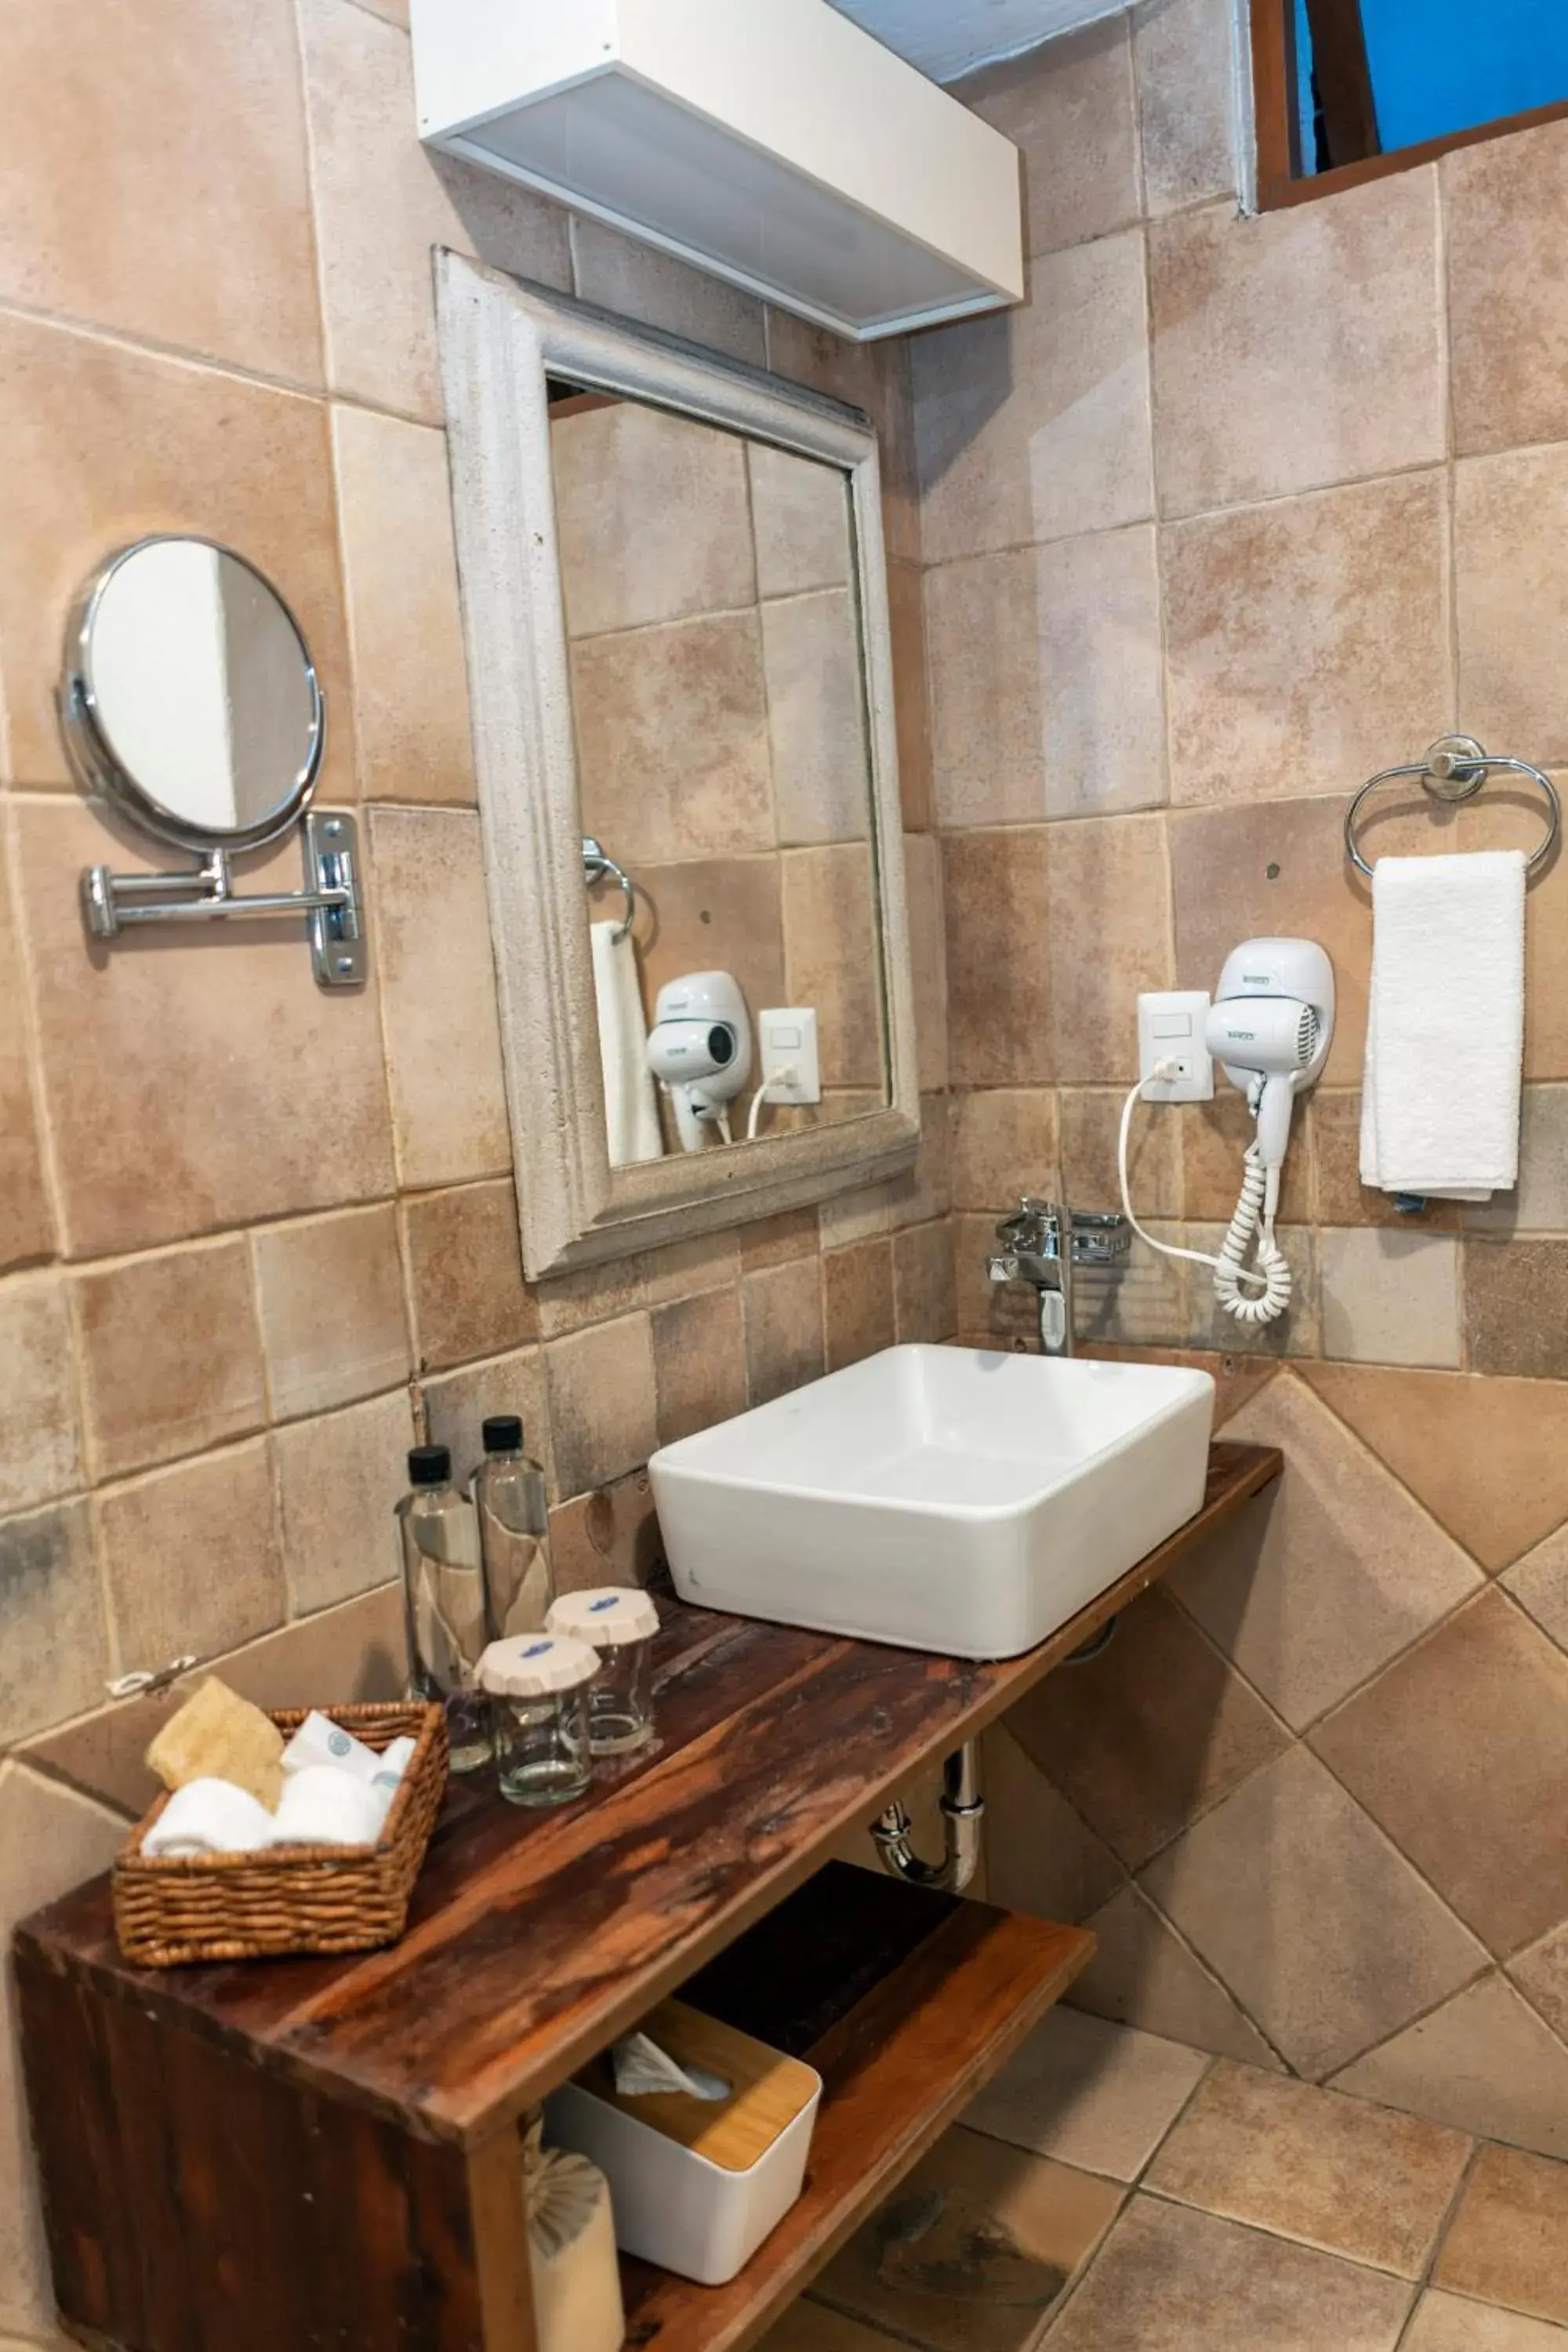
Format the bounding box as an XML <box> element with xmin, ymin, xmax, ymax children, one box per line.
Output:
<box><xmin>479</xmin><ymin>1635</ymin><xmax>598</xmax><ymax>1809</ymax></box>
<box><xmin>471</xmin><ymin>1415</ymin><xmax>555</xmax><ymax>1640</ymax></box>
<box><xmin>396</xmin><ymin>1445</ymin><xmax>490</xmax><ymax>1773</ymax></box>
<box><xmin>546</xmin><ymin>1587</ymin><xmax>659</xmax><ymax>1755</ymax></box>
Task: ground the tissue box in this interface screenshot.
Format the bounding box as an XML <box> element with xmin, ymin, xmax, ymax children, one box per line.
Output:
<box><xmin>113</xmin><ymin>1702</ymin><xmax>447</xmax><ymax>1968</ymax></box>
<box><xmin>545</xmin><ymin>1998</ymin><xmax>822</xmax><ymax>2285</ymax></box>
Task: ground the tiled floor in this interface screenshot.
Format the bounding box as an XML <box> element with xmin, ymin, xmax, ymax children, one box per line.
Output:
<box><xmin>760</xmin><ymin>2011</ymin><xmax>1568</xmax><ymax>2351</ymax></box>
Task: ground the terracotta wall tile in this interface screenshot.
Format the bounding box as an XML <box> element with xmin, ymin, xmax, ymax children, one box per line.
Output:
<box><xmin>632</xmin><ymin>855</ymin><xmax>786</xmax><ymax>1032</ymax></box>
<box><xmin>1067</xmin><ymin>1882</ymin><xmax>1284</xmax><ymax>2068</ymax></box>
<box><xmin>738</xmin><ymin>1207</ymin><xmax>820</xmax><ymax>1272</ymax></box>
<box><xmin>1471</xmin><ymin>1087</ymin><xmax>1568</xmax><ymax>1235</ymax></box>
<box><xmin>0</xmin><ymin>0</ymin><xmax>321</xmax><ymax>383</ymax></box>
<box><xmin>0</xmin><ymin>829</ymin><xmax>55</xmax><ymax>1272</ymax></box>
<box><xmin>927</xmin><ymin>548</ymin><xmax>1045</xmax><ymax>829</ymax></box>
<box><xmin>1311</xmin><ymin>1092</ymin><xmax>1458</xmax><ymax>1231</ymax></box>
<box><xmin>1037</xmin><ymin>526</ymin><xmax>1169</xmax><ymax>818</ymax></box>
<box><xmin>1062</xmin><ymin>1087</ymin><xmax>1181</xmax><ymax>1220</ymax></box>
<box><xmin>1045</xmin><ymin>815</ymin><xmax>1172</xmax><ymax>1083</ymax></box>
<box><xmin>952</xmin><ymin>1091</ymin><xmax>1060</xmax><ymax>1214</ymax></box>
<box><xmin>822</xmin><ymin>1238</ymin><xmax>895</xmax><ymax>1371</ymax></box>
<box><xmin>1141</xmin><ymin>1744</ymin><xmax>1486</xmax><ymax>2080</ymax></box>
<box><xmin>902</xmin><ymin>833</ymin><xmax>949</xmax><ymax>1095</ymax></box>
<box><xmin>1007</xmin><ymin>1585</ymin><xmax>1289</xmax><ymax>1869</ymax></box>
<box><xmin>747</xmin><ymin>445</ymin><xmax>851</xmax><ymax>601</ymax></box>
<box><xmin>1185</xmin><ymin>1087</ymin><xmax>1312</xmax><ymax>1226</ymax></box>
<box><xmin>0</xmin><ymin>1764</ymin><xmax>125</xmax><ymax>2336</ymax></box>
<box><xmin>1170</xmin><ymin>799</ymin><xmax>1368</xmax><ymax>1084</ymax></box>
<box><xmin>742</xmin><ymin>1258</ymin><xmax>825</xmax><ymax>1405</ymax></box>
<box><xmin>1076</xmin><ymin>1224</ymin><xmax>1192</xmax><ymax>1349</ymax></box>
<box><xmin>1319</xmin><ymin>1228</ymin><xmax>1461</xmax><ymax>1369</ymax></box>
<box><xmin>1457</xmin><ymin>447</ymin><xmax>1568</xmax><ymax>769</ymax></box>
<box><xmin>913</xmin><ymin>230</ymin><xmax>1153</xmax><ymax>565</ymax></box>
<box><xmin>955</xmin><ymin>1210</ymin><xmax>1043</xmax><ymax>1347</ymax></box>
<box><xmin>332</xmin><ymin>406</ymin><xmax>474</xmax><ymax>805</ymax></box>
<box><xmin>1446</xmin><ymin>118</ymin><xmax>1568</xmax><ymax>459</ymax></box>
<box><xmin>1163</xmin><ymin>474</ymin><xmax>1450</xmax><ymax>807</ymax></box>
<box><xmin>761</xmin><ymin>590</ymin><xmax>872</xmax><ymax>847</ymax></box>
<box><xmin>0</xmin><ymin>1276</ymin><xmax>82</xmax><ymax>1516</ymax></box>
<box><xmin>1465</xmin><ymin>1238</ymin><xmax>1568</xmax><ymax>1380</ymax></box>
<box><xmin>958</xmin><ymin>20</ymin><xmax>1142</xmax><ymax>258</ymax></box>
<box><xmin>887</xmin><ymin>555</ymin><xmax>935</xmax><ymax>832</ymax></box>
<box><xmin>74</xmin><ymin>1240</ymin><xmax>264</xmax><ymax>1480</ymax></box>
<box><xmin>943</xmin><ymin>829</ymin><xmax>1051</xmax><ymax>1085</ymax></box>
<box><xmin>545</xmin><ymin>1313</ymin><xmax>658</xmax><ymax>1500</ymax></box>
<box><xmin>402</xmin><ymin>1179</ymin><xmax>536</xmax><ymax>1371</ymax></box>
<box><xmin>554</xmin><ymin>404</ymin><xmax>756</xmax><ymax>637</ymax></box>
<box><xmin>369</xmin><ymin>808</ymin><xmax>510</xmax><ymax>1190</ymax></box>
<box><xmin>1172</xmin><ymin>1374</ymin><xmax>1482</xmax><ymax>1730</ymax></box>
<box><xmin>1149</xmin><ymin>172</ymin><xmax>1443</xmax><ymax>517</ymax></box>
<box><xmin>1339</xmin><ymin>1980</ymin><xmax>1568</xmax><ymax>2163</ymax></box>
<box><xmin>892</xmin><ymin>1219</ymin><xmax>956</xmax><ymax>1344</ymax></box>
<box><xmin>651</xmin><ymin>1287</ymin><xmax>747</xmax><ymax>1448</ymax></box>
<box><xmin>421</xmin><ymin>1345</ymin><xmax>551</xmax><ymax>1497</ymax></box>
<box><xmin>1436</xmin><ymin>2140</ymin><xmax>1568</xmax><ymax>2314</ymax></box>
<box><xmin>0</xmin><ymin>310</ymin><xmax>353</xmax><ymax>796</ymax></box>
<box><xmin>572</xmin><ymin>614</ymin><xmax>775</xmax><ymax>864</ymax></box>
<box><xmin>570</xmin><ymin>219</ymin><xmax>767</xmax><ymax>368</ymax></box>
<box><xmin>13</xmin><ymin>804</ymin><xmax>396</xmax><ymax>1258</ymax></box>
<box><xmin>1313</xmin><ymin>1589</ymin><xmax>1568</xmax><ymax>1956</ymax></box>
<box><xmin>1303</xmin><ymin>1362</ymin><xmax>1568</xmax><ymax>1574</ymax></box>
<box><xmin>274</xmin><ymin>1388</ymin><xmax>412</xmax><ymax>1615</ymax></box>
<box><xmin>295</xmin><ymin>0</ymin><xmax>570</xmax><ymax>420</ymax></box>
<box><xmin>1183</xmin><ymin>1221</ymin><xmax>1319</xmax><ymax>1360</ymax></box>
<box><xmin>982</xmin><ymin>1725</ymin><xmax>1126</xmax><ymax>1927</ymax></box>
<box><xmin>99</xmin><ymin>1440</ymin><xmax>285</xmax><ymax>1668</ymax></box>
<box><xmin>780</xmin><ymin>844</ymin><xmax>885</xmax><ymax>1090</ymax></box>
<box><xmin>1134</xmin><ymin>0</ymin><xmax>1239</xmax><ymax>217</ymax></box>
<box><xmin>1403</xmin><ymin>2288</ymin><xmax>1568</xmax><ymax>2352</ymax></box>
<box><xmin>549</xmin><ymin>1470</ymin><xmax>663</xmax><ymax>1596</ymax></box>
<box><xmin>0</xmin><ymin>1501</ymin><xmax>106</xmax><ymax>1746</ymax></box>
<box><xmin>252</xmin><ymin>1204</ymin><xmax>409</xmax><ymax>1422</ymax></box>
<box><xmin>1505</xmin><ymin>1526</ymin><xmax>1568</xmax><ymax>1655</ymax></box>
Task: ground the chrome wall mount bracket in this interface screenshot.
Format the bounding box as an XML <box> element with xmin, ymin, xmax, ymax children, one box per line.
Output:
<box><xmin>81</xmin><ymin>810</ymin><xmax>368</xmax><ymax>989</ymax></box>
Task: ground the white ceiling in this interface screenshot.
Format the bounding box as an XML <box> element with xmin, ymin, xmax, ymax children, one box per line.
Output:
<box><xmin>829</xmin><ymin>0</ymin><xmax>1123</xmax><ymax>84</ymax></box>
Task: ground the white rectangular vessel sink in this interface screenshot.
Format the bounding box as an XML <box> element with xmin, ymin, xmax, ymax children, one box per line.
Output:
<box><xmin>649</xmin><ymin>1346</ymin><xmax>1216</xmax><ymax>1661</ymax></box>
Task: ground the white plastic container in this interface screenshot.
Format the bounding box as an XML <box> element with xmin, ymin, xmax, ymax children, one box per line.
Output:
<box><xmin>543</xmin><ymin>2002</ymin><xmax>822</xmax><ymax>2285</ymax></box>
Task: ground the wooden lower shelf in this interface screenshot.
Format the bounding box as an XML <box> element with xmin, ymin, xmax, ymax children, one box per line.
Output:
<box><xmin>619</xmin><ymin>1864</ymin><xmax>1094</xmax><ymax>2352</ymax></box>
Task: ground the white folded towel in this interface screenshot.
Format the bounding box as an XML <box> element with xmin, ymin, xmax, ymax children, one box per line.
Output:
<box><xmin>270</xmin><ymin>1765</ymin><xmax>391</xmax><ymax>1849</ymax></box>
<box><xmin>590</xmin><ymin>921</ymin><xmax>662</xmax><ymax>1168</ymax></box>
<box><xmin>281</xmin><ymin>1709</ymin><xmax>385</xmax><ymax>1784</ymax></box>
<box><xmin>1360</xmin><ymin>850</ymin><xmax>1526</xmax><ymax>1200</ymax></box>
<box><xmin>143</xmin><ymin>1777</ymin><xmax>277</xmax><ymax>1859</ymax></box>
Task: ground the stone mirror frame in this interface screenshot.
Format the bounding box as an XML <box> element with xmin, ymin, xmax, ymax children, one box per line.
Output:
<box><xmin>437</xmin><ymin>250</ymin><xmax>919</xmax><ymax>1280</ymax></box>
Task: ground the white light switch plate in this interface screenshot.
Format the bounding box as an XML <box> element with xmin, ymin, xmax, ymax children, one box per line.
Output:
<box><xmin>1138</xmin><ymin>992</ymin><xmax>1214</xmax><ymax>1102</ymax></box>
<box><xmin>758</xmin><ymin>1007</ymin><xmax>821</xmax><ymax>1104</ymax></box>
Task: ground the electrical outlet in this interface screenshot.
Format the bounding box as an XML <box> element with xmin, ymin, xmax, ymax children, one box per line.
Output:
<box><xmin>757</xmin><ymin>1007</ymin><xmax>821</xmax><ymax>1104</ymax></box>
<box><xmin>1137</xmin><ymin>991</ymin><xmax>1214</xmax><ymax>1102</ymax></box>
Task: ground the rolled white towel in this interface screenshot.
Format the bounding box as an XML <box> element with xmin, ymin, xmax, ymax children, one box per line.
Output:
<box><xmin>270</xmin><ymin>1764</ymin><xmax>391</xmax><ymax>1848</ymax></box>
<box><xmin>281</xmin><ymin>1710</ymin><xmax>386</xmax><ymax>1785</ymax></box>
<box><xmin>371</xmin><ymin>1735</ymin><xmax>417</xmax><ymax>1797</ymax></box>
<box><xmin>143</xmin><ymin>1777</ymin><xmax>277</xmax><ymax>1859</ymax></box>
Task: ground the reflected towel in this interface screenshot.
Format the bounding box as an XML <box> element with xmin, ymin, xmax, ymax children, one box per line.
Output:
<box><xmin>591</xmin><ymin>920</ymin><xmax>662</xmax><ymax>1167</ymax></box>
<box><xmin>1359</xmin><ymin>850</ymin><xmax>1526</xmax><ymax>1200</ymax></box>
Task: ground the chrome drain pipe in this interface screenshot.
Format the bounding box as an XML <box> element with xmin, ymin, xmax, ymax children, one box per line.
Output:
<box><xmin>871</xmin><ymin>1740</ymin><xmax>985</xmax><ymax>1894</ymax></box>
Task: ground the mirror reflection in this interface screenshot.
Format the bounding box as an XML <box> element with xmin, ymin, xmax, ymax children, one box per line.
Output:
<box><xmin>81</xmin><ymin>539</ymin><xmax>321</xmax><ymax>844</ymax></box>
<box><xmin>546</xmin><ymin>383</ymin><xmax>887</xmax><ymax>1166</ymax></box>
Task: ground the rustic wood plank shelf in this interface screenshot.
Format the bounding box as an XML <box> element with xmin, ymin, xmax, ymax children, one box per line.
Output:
<box><xmin>16</xmin><ymin>1439</ymin><xmax>1279</xmax><ymax>2352</ymax></box>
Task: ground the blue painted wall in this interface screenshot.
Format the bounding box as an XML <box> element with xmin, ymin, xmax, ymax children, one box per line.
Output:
<box><xmin>1296</xmin><ymin>0</ymin><xmax>1568</xmax><ymax>163</ymax></box>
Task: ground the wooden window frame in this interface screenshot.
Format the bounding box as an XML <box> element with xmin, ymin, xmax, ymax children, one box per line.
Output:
<box><xmin>1250</xmin><ymin>0</ymin><xmax>1568</xmax><ymax>210</ymax></box>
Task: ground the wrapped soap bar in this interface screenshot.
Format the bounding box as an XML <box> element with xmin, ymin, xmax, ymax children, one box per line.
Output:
<box><xmin>524</xmin><ymin>2116</ymin><xmax>624</xmax><ymax>2352</ymax></box>
<box><xmin>145</xmin><ymin>1679</ymin><xmax>285</xmax><ymax>1812</ymax></box>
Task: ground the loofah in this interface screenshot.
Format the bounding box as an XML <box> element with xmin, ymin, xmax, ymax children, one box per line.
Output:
<box><xmin>146</xmin><ymin>1679</ymin><xmax>285</xmax><ymax>1812</ymax></box>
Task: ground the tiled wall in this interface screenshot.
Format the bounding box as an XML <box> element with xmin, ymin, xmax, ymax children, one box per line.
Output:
<box><xmin>552</xmin><ymin>401</ymin><xmax>885</xmax><ymax>1129</ymax></box>
<box><xmin>0</xmin><ymin>3</ymin><xmax>952</xmax><ymax>2336</ymax></box>
<box><xmin>925</xmin><ymin>0</ymin><xmax>1568</xmax><ymax>2164</ymax></box>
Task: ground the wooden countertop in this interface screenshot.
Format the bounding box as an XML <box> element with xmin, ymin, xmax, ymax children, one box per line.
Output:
<box><xmin>18</xmin><ymin>1441</ymin><xmax>1280</xmax><ymax>2154</ymax></box>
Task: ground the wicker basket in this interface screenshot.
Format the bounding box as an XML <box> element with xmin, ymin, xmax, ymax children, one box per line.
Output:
<box><xmin>113</xmin><ymin>1702</ymin><xmax>449</xmax><ymax>1968</ymax></box>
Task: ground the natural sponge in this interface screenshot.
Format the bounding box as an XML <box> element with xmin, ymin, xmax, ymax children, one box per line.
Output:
<box><xmin>146</xmin><ymin>1680</ymin><xmax>285</xmax><ymax>1813</ymax></box>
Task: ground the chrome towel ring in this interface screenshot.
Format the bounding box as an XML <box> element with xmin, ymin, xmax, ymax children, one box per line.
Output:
<box><xmin>582</xmin><ymin>836</ymin><xmax>636</xmax><ymax>939</ymax></box>
<box><xmin>1345</xmin><ymin>735</ymin><xmax>1560</xmax><ymax>880</ymax></box>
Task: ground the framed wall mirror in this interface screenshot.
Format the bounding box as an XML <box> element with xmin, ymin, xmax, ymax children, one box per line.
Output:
<box><xmin>437</xmin><ymin>253</ymin><xmax>920</xmax><ymax>1279</ymax></box>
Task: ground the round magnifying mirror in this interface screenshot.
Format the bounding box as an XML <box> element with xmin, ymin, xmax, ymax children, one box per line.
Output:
<box><xmin>61</xmin><ymin>537</ymin><xmax>325</xmax><ymax>855</ymax></box>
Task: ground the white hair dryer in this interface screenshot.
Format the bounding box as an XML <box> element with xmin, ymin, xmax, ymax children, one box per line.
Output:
<box><xmin>1120</xmin><ymin>938</ymin><xmax>1334</xmax><ymax>1327</ymax></box>
<box><xmin>647</xmin><ymin>972</ymin><xmax>752</xmax><ymax>1152</ymax></box>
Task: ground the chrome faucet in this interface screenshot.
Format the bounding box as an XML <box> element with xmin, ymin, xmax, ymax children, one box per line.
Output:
<box><xmin>987</xmin><ymin>1199</ymin><xmax>1131</xmax><ymax>1356</ymax></box>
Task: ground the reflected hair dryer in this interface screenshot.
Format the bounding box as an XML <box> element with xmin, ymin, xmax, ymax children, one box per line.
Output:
<box><xmin>647</xmin><ymin>971</ymin><xmax>752</xmax><ymax>1152</ymax></box>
